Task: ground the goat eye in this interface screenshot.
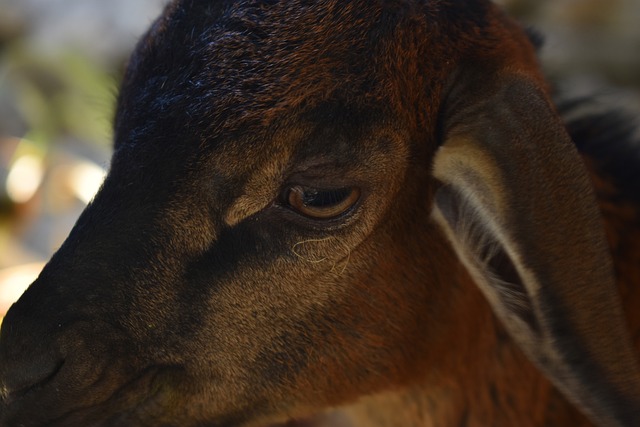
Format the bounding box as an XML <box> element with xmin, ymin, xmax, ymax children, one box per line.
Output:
<box><xmin>285</xmin><ymin>186</ymin><xmax>360</xmax><ymax>219</ymax></box>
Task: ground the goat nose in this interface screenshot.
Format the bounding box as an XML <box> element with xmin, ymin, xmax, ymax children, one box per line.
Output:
<box><xmin>0</xmin><ymin>301</ymin><xmax>64</xmax><ymax>398</ymax></box>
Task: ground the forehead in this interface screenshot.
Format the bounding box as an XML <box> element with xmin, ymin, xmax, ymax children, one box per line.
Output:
<box><xmin>113</xmin><ymin>0</ymin><xmax>434</xmax><ymax>152</ymax></box>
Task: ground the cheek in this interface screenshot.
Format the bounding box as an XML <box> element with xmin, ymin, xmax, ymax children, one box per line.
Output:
<box><xmin>181</xmin><ymin>256</ymin><xmax>352</xmax><ymax>382</ymax></box>
<box><xmin>252</xmin><ymin>251</ymin><xmax>426</xmax><ymax>409</ymax></box>
<box><xmin>283</xmin><ymin>216</ymin><xmax>460</xmax><ymax>406</ymax></box>
<box><xmin>167</xmin><ymin>280</ymin><xmax>340</xmax><ymax>421</ymax></box>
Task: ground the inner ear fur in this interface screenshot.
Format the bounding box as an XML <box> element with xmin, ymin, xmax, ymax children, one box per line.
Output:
<box><xmin>431</xmin><ymin>73</ymin><xmax>640</xmax><ymax>426</ymax></box>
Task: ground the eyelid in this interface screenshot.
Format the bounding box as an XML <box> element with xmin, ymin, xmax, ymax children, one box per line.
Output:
<box><xmin>285</xmin><ymin>160</ymin><xmax>360</xmax><ymax>184</ymax></box>
<box><xmin>283</xmin><ymin>185</ymin><xmax>361</xmax><ymax>220</ymax></box>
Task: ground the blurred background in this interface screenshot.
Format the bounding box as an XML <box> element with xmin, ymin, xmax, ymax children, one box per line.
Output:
<box><xmin>0</xmin><ymin>0</ymin><xmax>639</xmax><ymax>318</ymax></box>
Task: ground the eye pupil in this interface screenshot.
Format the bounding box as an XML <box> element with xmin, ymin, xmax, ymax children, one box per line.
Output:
<box><xmin>302</xmin><ymin>188</ymin><xmax>351</xmax><ymax>208</ymax></box>
<box><xmin>285</xmin><ymin>186</ymin><xmax>360</xmax><ymax>220</ymax></box>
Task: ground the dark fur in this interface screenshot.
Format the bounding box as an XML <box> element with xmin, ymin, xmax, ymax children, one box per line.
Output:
<box><xmin>562</xmin><ymin>100</ymin><xmax>640</xmax><ymax>204</ymax></box>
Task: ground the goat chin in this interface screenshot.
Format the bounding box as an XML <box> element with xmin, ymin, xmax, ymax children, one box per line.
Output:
<box><xmin>263</xmin><ymin>410</ymin><xmax>353</xmax><ymax>427</ymax></box>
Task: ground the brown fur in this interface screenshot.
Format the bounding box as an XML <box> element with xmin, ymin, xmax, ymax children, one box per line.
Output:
<box><xmin>305</xmin><ymin>156</ymin><xmax>640</xmax><ymax>427</ymax></box>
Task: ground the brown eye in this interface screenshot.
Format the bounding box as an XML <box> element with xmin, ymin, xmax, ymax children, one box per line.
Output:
<box><xmin>285</xmin><ymin>186</ymin><xmax>360</xmax><ymax>219</ymax></box>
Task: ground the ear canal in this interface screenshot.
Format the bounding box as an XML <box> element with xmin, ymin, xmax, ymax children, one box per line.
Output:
<box><xmin>432</xmin><ymin>75</ymin><xmax>640</xmax><ymax>426</ymax></box>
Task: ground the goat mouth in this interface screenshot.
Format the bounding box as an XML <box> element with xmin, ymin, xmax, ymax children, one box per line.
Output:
<box><xmin>3</xmin><ymin>368</ymin><xmax>330</xmax><ymax>427</ymax></box>
<box><xmin>58</xmin><ymin>366</ymin><xmax>169</xmax><ymax>425</ymax></box>
<box><xmin>1</xmin><ymin>365</ymin><xmax>168</xmax><ymax>427</ymax></box>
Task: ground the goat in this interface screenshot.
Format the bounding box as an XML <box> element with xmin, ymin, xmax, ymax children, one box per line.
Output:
<box><xmin>1</xmin><ymin>0</ymin><xmax>639</xmax><ymax>426</ymax></box>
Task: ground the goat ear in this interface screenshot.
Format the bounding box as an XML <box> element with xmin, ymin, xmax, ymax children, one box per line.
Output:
<box><xmin>431</xmin><ymin>75</ymin><xmax>640</xmax><ymax>425</ymax></box>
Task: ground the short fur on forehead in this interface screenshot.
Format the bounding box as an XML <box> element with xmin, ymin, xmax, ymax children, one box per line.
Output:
<box><xmin>113</xmin><ymin>0</ymin><xmax>500</xmax><ymax>150</ymax></box>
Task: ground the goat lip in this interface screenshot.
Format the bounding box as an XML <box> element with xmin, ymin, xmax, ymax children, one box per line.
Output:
<box><xmin>1</xmin><ymin>365</ymin><xmax>167</xmax><ymax>427</ymax></box>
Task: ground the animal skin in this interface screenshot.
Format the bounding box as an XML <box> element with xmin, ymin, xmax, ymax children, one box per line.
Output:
<box><xmin>1</xmin><ymin>1</ymin><xmax>639</xmax><ymax>426</ymax></box>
